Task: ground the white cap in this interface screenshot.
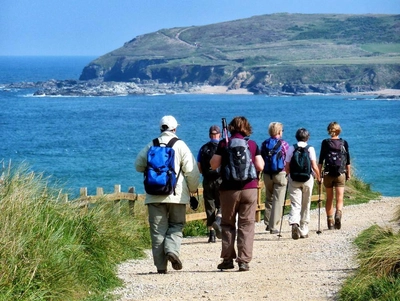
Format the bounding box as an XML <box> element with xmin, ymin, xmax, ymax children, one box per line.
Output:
<box><xmin>159</xmin><ymin>115</ymin><xmax>179</xmax><ymax>131</ymax></box>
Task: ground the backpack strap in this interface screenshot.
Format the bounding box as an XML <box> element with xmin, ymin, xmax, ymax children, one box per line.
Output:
<box><xmin>152</xmin><ymin>138</ymin><xmax>160</xmax><ymax>147</ymax></box>
<box><xmin>272</xmin><ymin>139</ymin><xmax>282</xmax><ymax>151</ymax></box>
<box><xmin>167</xmin><ymin>137</ymin><xmax>182</xmax><ymax>194</ymax></box>
<box><xmin>167</xmin><ymin>137</ymin><xmax>179</xmax><ymax>148</ymax></box>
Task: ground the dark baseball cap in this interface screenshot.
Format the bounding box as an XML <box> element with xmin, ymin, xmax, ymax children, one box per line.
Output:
<box><xmin>209</xmin><ymin>125</ymin><xmax>221</xmax><ymax>134</ymax></box>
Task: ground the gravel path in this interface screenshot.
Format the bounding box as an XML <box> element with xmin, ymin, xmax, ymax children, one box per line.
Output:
<box><xmin>113</xmin><ymin>197</ymin><xmax>399</xmax><ymax>301</ymax></box>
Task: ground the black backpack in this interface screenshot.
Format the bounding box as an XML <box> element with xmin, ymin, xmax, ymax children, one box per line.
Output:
<box><xmin>199</xmin><ymin>141</ymin><xmax>220</xmax><ymax>180</ymax></box>
<box><xmin>224</xmin><ymin>137</ymin><xmax>257</xmax><ymax>181</ymax></box>
<box><xmin>324</xmin><ymin>139</ymin><xmax>347</xmax><ymax>176</ymax></box>
<box><xmin>289</xmin><ymin>144</ymin><xmax>311</xmax><ymax>182</ymax></box>
<box><xmin>261</xmin><ymin>138</ymin><xmax>284</xmax><ymax>177</ymax></box>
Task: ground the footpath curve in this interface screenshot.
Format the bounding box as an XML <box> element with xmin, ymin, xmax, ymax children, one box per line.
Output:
<box><xmin>113</xmin><ymin>197</ymin><xmax>399</xmax><ymax>301</ymax></box>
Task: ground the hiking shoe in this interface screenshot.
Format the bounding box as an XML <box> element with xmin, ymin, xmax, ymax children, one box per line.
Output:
<box><xmin>335</xmin><ymin>210</ymin><xmax>342</xmax><ymax>230</ymax></box>
<box><xmin>265</xmin><ymin>225</ymin><xmax>270</xmax><ymax>232</ymax></box>
<box><xmin>327</xmin><ymin>216</ymin><xmax>335</xmax><ymax>230</ymax></box>
<box><xmin>238</xmin><ymin>262</ymin><xmax>249</xmax><ymax>272</ymax></box>
<box><xmin>291</xmin><ymin>224</ymin><xmax>300</xmax><ymax>240</ymax></box>
<box><xmin>167</xmin><ymin>252</ymin><xmax>182</xmax><ymax>270</ymax></box>
<box><xmin>300</xmin><ymin>234</ymin><xmax>309</xmax><ymax>239</ymax></box>
<box><xmin>217</xmin><ymin>259</ymin><xmax>234</xmax><ymax>270</ymax></box>
<box><xmin>208</xmin><ymin>230</ymin><xmax>216</xmax><ymax>243</ymax></box>
<box><xmin>270</xmin><ymin>229</ymin><xmax>279</xmax><ymax>234</ymax></box>
<box><xmin>157</xmin><ymin>269</ymin><xmax>167</xmax><ymax>274</ymax></box>
<box><xmin>212</xmin><ymin>219</ymin><xmax>222</xmax><ymax>239</ymax></box>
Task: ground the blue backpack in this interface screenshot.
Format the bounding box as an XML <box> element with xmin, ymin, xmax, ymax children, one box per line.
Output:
<box><xmin>261</xmin><ymin>138</ymin><xmax>284</xmax><ymax>177</ymax></box>
<box><xmin>144</xmin><ymin>137</ymin><xmax>180</xmax><ymax>195</ymax></box>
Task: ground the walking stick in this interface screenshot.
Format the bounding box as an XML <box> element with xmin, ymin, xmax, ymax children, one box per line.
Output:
<box><xmin>316</xmin><ymin>181</ymin><xmax>322</xmax><ymax>235</ymax></box>
<box><xmin>221</xmin><ymin>118</ymin><xmax>229</xmax><ymax>144</ymax></box>
<box><xmin>278</xmin><ymin>180</ymin><xmax>289</xmax><ymax>238</ymax></box>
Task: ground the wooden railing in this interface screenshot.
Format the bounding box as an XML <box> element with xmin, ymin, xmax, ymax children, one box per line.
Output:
<box><xmin>68</xmin><ymin>181</ymin><xmax>324</xmax><ymax>223</ymax></box>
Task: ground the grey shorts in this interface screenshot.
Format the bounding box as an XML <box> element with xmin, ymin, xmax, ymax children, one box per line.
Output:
<box><xmin>323</xmin><ymin>173</ymin><xmax>346</xmax><ymax>188</ymax></box>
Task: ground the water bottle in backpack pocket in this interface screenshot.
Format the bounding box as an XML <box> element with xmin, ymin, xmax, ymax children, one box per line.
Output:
<box><xmin>261</xmin><ymin>138</ymin><xmax>284</xmax><ymax>177</ymax></box>
<box><xmin>289</xmin><ymin>145</ymin><xmax>311</xmax><ymax>182</ymax></box>
<box><xmin>224</xmin><ymin>137</ymin><xmax>257</xmax><ymax>181</ymax></box>
<box><xmin>144</xmin><ymin>137</ymin><xmax>180</xmax><ymax>195</ymax></box>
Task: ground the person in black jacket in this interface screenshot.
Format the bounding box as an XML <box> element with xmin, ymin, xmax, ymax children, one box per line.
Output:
<box><xmin>318</xmin><ymin>122</ymin><xmax>351</xmax><ymax>230</ymax></box>
<box><xmin>197</xmin><ymin>125</ymin><xmax>222</xmax><ymax>243</ymax></box>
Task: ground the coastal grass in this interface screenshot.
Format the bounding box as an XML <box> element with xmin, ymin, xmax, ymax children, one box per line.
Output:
<box><xmin>0</xmin><ymin>163</ymin><xmax>150</xmax><ymax>301</ymax></box>
<box><xmin>339</xmin><ymin>224</ymin><xmax>400</xmax><ymax>300</ymax></box>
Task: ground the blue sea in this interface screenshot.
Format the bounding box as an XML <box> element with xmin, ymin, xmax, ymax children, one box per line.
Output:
<box><xmin>0</xmin><ymin>56</ymin><xmax>399</xmax><ymax>197</ymax></box>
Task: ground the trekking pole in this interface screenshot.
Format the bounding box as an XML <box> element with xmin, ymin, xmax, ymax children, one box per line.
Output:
<box><xmin>222</xmin><ymin>118</ymin><xmax>229</xmax><ymax>144</ymax></box>
<box><xmin>316</xmin><ymin>181</ymin><xmax>322</xmax><ymax>235</ymax></box>
<box><xmin>278</xmin><ymin>179</ymin><xmax>289</xmax><ymax>238</ymax></box>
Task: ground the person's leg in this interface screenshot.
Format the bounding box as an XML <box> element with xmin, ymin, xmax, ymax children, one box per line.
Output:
<box><xmin>269</xmin><ymin>172</ymin><xmax>287</xmax><ymax>233</ymax></box>
<box><xmin>203</xmin><ymin>179</ymin><xmax>216</xmax><ymax>228</ymax></box>
<box><xmin>263</xmin><ymin>175</ymin><xmax>273</xmax><ymax>229</ymax></box>
<box><xmin>164</xmin><ymin>203</ymin><xmax>186</xmax><ymax>270</ymax></box>
<box><xmin>203</xmin><ymin>179</ymin><xmax>217</xmax><ymax>242</ymax></box>
<box><xmin>212</xmin><ymin>179</ymin><xmax>222</xmax><ymax>239</ymax></box>
<box><xmin>288</xmin><ymin>180</ymin><xmax>302</xmax><ymax>226</ymax></box>
<box><xmin>324</xmin><ymin>174</ymin><xmax>335</xmax><ymax>230</ymax></box>
<box><xmin>288</xmin><ymin>179</ymin><xmax>302</xmax><ymax>239</ymax></box>
<box><xmin>299</xmin><ymin>177</ymin><xmax>313</xmax><ymax>237</ymax></box>
<box><xmin>236</xmin><ymin>189</ymin><xmax>257</xmax><ymax>265</ymax></box>
<box><xmin>148</xmin><ymin>203</ymin><xmax>169</xmax><ymax>271</ymax></box>
<box><xmin>219</xmin><ymin>190</ymin><xmax>240</xmax><ymax>261</ymax></box>
<box><xmin>334</xmin><ymin>174</ymin><xmax>346</xmax><ymax>229</ymax></box>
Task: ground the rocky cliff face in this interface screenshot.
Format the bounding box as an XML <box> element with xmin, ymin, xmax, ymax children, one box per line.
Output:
<box><xmin>79</xmin><ymin>13</ymin><xmax>400</xmax><ymax>94</ymax></box>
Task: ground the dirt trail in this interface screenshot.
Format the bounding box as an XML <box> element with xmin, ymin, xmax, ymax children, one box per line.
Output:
<box><xmin>113</xmin><ymin>197</ymin><xmax>399</xmax><ymax>301</ymax></box>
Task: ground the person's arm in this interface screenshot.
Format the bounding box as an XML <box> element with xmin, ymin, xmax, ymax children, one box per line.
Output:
<box><xmin>344</xmin><ymin>140</ymin><xmax>351</xmax><ymax>181</ymax></box>
<box><xmin>317</xmin><ymin>140</ymin><xmax>327</xmax><ymax>181</ymax></box>
<box><xmin>210</xmin><ymin>154</ymin><xmax>221</xmax><ymax>170</ymax></box>
<box><xmin>178</xmin><ymin>141</ymin><xmax>200</xmax><ymax>193</ymax></box>
<box><xmin>254</xmin><ymin>155</ymin><xmax>264</xmax><ymax>172</ymax></box>
<box><xmin>311</xmin><ymin>160</ymin><xmax>320</xmax><ymax>182</ymax></box>
<box><xmin>196</xmin><ymin>149</ymin><xmax>203</xmax><ymax>174</ymax></box>
<box><xmin>135</xmin><ymin>143</ymin><xmax>151</xmax><ymax>173</ymax></box>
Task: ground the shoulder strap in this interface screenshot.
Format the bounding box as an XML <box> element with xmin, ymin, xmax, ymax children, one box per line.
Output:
<box><xmin>152</xmin><ymin>138</ymin><xmax>160</xmax><ymax>146</ymax></box>
<box><xmin>167</xmin><ymin>137</ymin><xmax>179</xmax><ymax>148</ymax></box>
<box><xmin>272</xmin><ymin>139</ymin><xmax>282</xmax><ymax>151</ymax></box>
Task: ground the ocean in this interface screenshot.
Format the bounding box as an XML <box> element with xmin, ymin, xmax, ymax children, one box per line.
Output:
<box><xmin>0</xmin><ymin>56</ymin><xmax>399</xmax><ymax>197</ymax></box>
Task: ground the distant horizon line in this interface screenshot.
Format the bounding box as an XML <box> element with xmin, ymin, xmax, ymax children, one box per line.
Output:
<box><xmin>0</xmin><ymin>55</ymin><xmax>100</xmax><ymax>57</ymax></box>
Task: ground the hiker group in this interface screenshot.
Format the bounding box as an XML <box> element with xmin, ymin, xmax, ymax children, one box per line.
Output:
<box><xmin>135</xmin><ymin>116</ymin><xmax>351</xmax><ymax>274</ymax></box>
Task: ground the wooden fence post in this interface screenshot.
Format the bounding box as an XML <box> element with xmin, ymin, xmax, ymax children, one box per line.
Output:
<box><xmin>114</xmin><ymin>184</ymin><xmax>121</xmax><ymax>214</ymax></box>
<box><xmin>80</xmin><ymin>187</ymin><xmax>88</xmax><ymax>213</ymax></box>
<box><xmin>128</xmin><ymin>186</ymin><xmax>136</xmax><ymax>217</ymax></box>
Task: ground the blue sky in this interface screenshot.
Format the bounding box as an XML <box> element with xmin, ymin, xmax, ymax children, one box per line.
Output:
<box><xmin>1</xmin><ymin>0</ymin><xmax>399</xmax><ymax>56</ymax></box>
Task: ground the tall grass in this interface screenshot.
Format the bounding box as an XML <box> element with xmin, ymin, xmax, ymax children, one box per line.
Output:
<box><xmin>339</xmin><ymin>220</ymin><xmax>400</xmax><ymax>300</ymax></box>
<box><xmin>0</xmin><ymin>164</ymin><xmax>150</xmax><ymax>301</ymax></box>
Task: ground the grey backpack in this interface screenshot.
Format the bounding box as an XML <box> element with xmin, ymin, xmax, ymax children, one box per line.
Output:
<box><xmin>224</xmin><ymin>138</ymin><xmax>257</xmax><ymax>181</ymax></box>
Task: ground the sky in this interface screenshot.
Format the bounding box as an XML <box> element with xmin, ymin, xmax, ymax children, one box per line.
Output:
<box><xmin>1</xmin><ymin>0</ymin><xmax>399</xmax><ymax>56</ymax></box>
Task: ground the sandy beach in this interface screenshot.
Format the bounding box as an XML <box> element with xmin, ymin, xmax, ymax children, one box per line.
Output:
<box><xmin>193</xmin><ymin>85</ymin><xmax>400</xmax><ymax>96</ymax></box>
